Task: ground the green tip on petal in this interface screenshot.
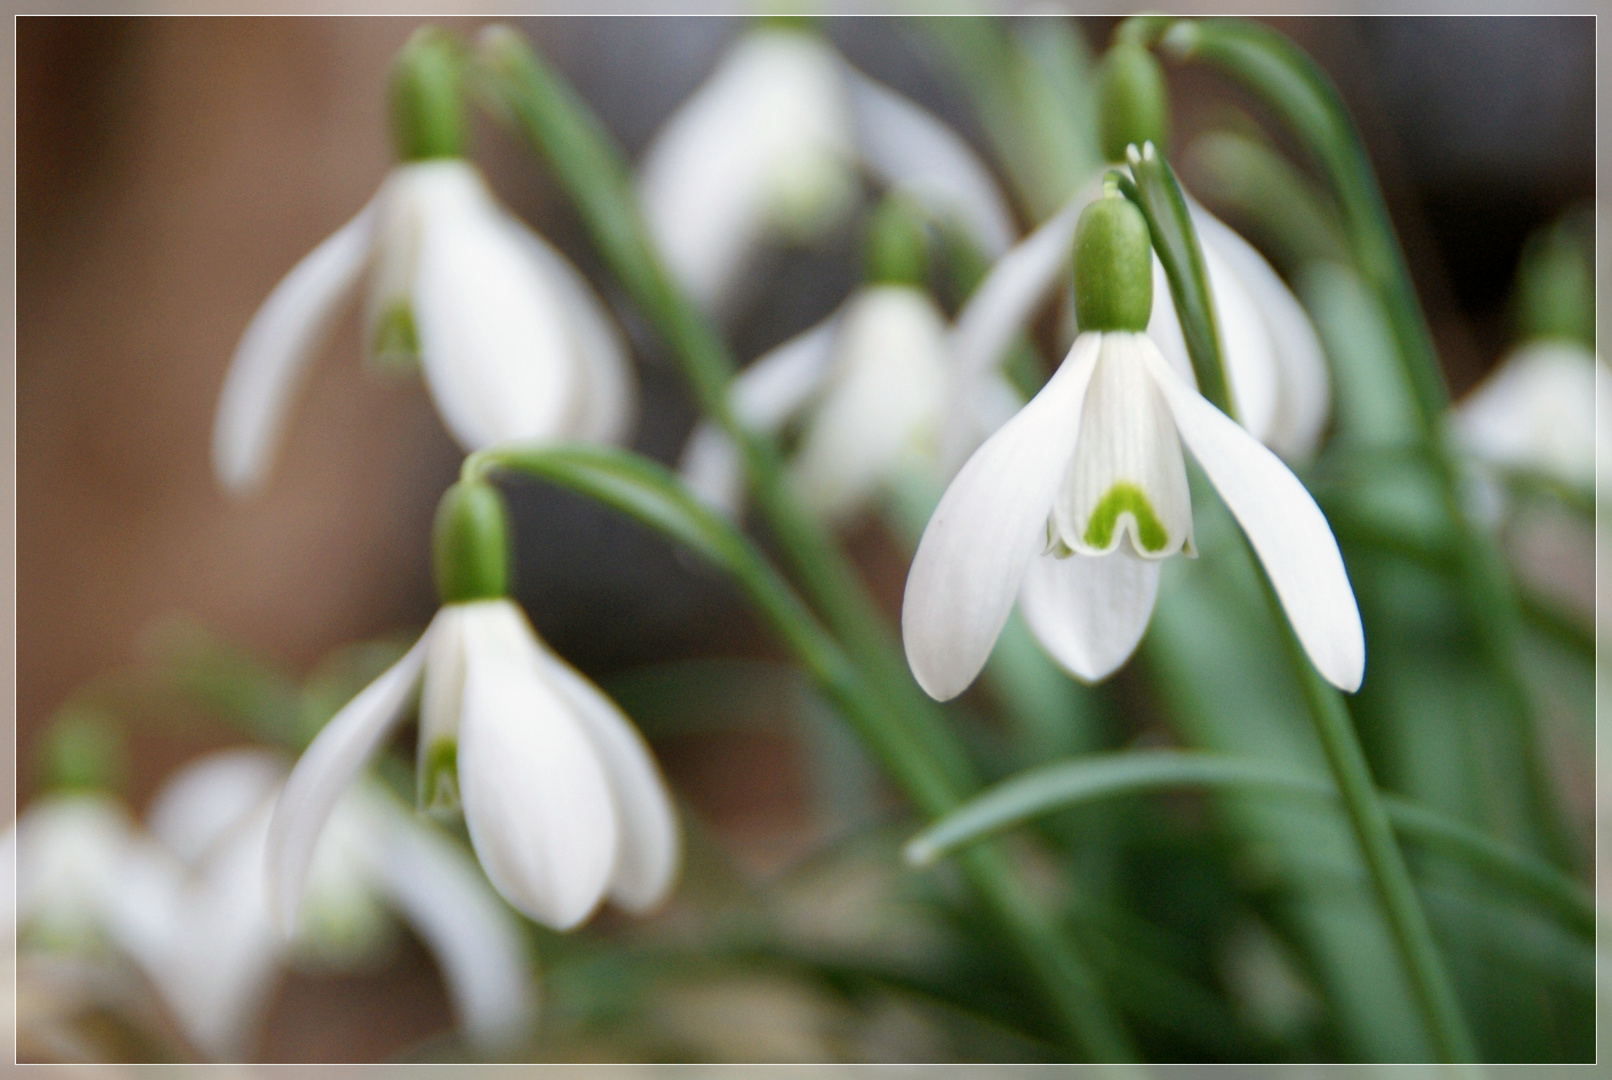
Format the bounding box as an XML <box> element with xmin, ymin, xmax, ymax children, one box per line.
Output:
<box><xmin>1098</xmin><ymin>42</ymin><xmax>1171</xmax><ymax>164</ymax></box>
<box><xmin>1083</xmin><ymin>482</ymin><xmax>1170</xmax><ymax>553</ymax></box>
<box><xmin>369</xmin><ymin>298</ymin><xmax>421</xmax><ymax>372</ymax></box>
<box><xmin>390</xmin><ymin>27</ymin><xmax>466</xmax><ymax>162</ymax></box>
<box><xmin>1073</xmin><ymin>195</ymin><xmax>1153</xmax><ymax>333</ymax></box>
<box><xmin>419</xmin><ymin>736</ymin><xmax>461</xmax><ymax>817</ymax></box>
<box><xmin>38</xmin><ymin>705</ymin><xmax>128</xmax><ymax>794</ymax></box>
<box><xmin>863</xmin><ymin>195</ymin><xmax>931</xmax><ymax>288</ymax></box>
<box><xmin>432</xmin><ymin>480</ymin><xmax>511</xmax><ymax>605</ymax></box>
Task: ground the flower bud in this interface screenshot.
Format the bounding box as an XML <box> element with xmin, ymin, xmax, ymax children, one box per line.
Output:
<box><xmin>433</xmin><ymin>480</ymin><xmax>511</xmax><ymax>604</ymax></box>
<box><xmin>863</xmin><ymin>196</ymin><xmax>930</xmax><ymax>287</ymax></box>
<box><xmin>391</xmin><ymin>27</ymin><xmax>465</xmax><ymax>162</ymax></box>
<box><xmin>1098</xmin><ymin>43</ymin><xmax>1170</xmax><ymax>165</ymax></box>
<box><xmin>1073</xmin><ymin>193</ymin><xmax>1153</xmax><ymax>333</ymax></box>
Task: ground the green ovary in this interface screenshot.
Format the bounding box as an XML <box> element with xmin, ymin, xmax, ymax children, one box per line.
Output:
<box><xmin>1082</xmin><ymin>482</ymin><xmax>1170</xmax><ymax>553</ymax></box>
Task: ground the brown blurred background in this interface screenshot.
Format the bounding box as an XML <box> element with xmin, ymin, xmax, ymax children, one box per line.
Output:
<box><xmin>14</xmin><ymin>15</ymin><xmax>1595</xmax><ymax>1062</ymax></box>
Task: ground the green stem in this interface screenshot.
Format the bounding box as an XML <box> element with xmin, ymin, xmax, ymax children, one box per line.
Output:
<box><xmin>1257</xmin><ymin>567</ymin><xmax>1478</xmax><ymax>1064</ymax></box>
<box><xmin>467</xmin><ymin>35</ymin><xmax>1138</xmax><ymax>1061</ymax></box>
<box><xmin>1159</xmin><ymin>15</ymin><xmax>1578</xmax><ymax>875</ymax></box>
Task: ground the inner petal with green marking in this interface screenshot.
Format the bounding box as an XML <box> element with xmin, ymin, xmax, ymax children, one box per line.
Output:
<box><xmin>1082</xmin><ymin>481</ymin><xmax>1170</xmax><ymax>553</ymax></box>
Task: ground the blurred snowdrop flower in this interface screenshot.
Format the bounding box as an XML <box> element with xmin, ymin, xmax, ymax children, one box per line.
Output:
<box><xmin>213</xmin><ymin>30</ymin><xmax>634</xmax><ymax>494</ymax></box>
<box><xmin>269</xmin><ymin>481</ymin><xmax>679</xmax><ymax>934</ymax></box>
<box><xmin>679</xmin><ymin>200</ymin><xmax>1021</xmax><ymax>523</ymax></box>
<box><xmin>903</xmin><ymin>195</ymin><xmax>1363</xmax><ymax>698</ymax></box>
<box><xmin>13</xmin><ymin>747</ymin><xmax>538</xmax><ymax>1060</ymax></box>
<box><xmin>638</xmin><ymin>22</ymin><xmax>1016</xmax><ymax>315</ymax></box>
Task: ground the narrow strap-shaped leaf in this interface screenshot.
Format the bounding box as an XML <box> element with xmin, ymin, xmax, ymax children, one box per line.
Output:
<box><xmin>905</xmin><ymin>748</ymin><xmax>1594</xmax><ymax>942</ymax></box>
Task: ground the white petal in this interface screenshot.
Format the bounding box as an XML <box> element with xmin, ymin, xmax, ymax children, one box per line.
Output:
<box><xmin>535</xmin><ymin>649</ymin><xmax>679</xmax><ymax>913</ymax></box>
<box><xmin>1193</xmin><ymin>207</ymin><xmax>1331</xmax><ymax>460</ymax></box>
<box><xmin>676</xmin><ymin>313</ymin><xmax>840</xmax><ymax>516</ymax></box>
<box><xmin>1054</xmin><ymin>333</ymin><xmax>1194</xmax><ymax>559</ymax></box>
<box><xmin>845</xmin><ymin>69</ymin><xmax>1016</xmax><ymax>256</ymax></box>
<box><xmin>903</xmin><ymin>334</ymin><xmax>1104</xmax><ymax>701</ymax></box>
<box><xmin>407</xmin><ymin>161</ymin><xmax>583</xmax><ymax>450</ymax></box>
<box><xmin>212</xmin><ymin>200</ymin><xmax>375</xmax><ymax>494</ymax></box>
<box><xmin>791</xmin><ymin>287</ymin><xmax>951</xmax><ymax>521</ymax></box>
<box><xmin>145</xmin><ymin>747</ymin><xmax>289</xmax><ymax>866</ymax></box>
<box><xmin>265</xmin><ymin>631</ymin><xmax>428</xmax><ymax>933</ymax></box>
<box><xmin>456</xmin><ymin>600</ymin><xmax>618</xmax><ymax>930</ymax></box>
<box><xmin>1144</xmin><ymin>346</ymin><xmax>1365</xmax><ymax>692</ymax></box>
<box><xmin>1452</xmin><ymin>339</ymin><xmax>1598</xmax><ymax>491</ymax></box>
<box><xmin>1019</xmin><ymin>549</ymin><xmax>1161</xmax><ymax>682</ymax></box>
<box><xmin>505</xmin><ymin>220</ymin><xmax>638</xmax><ymax>446</ymax></box>
<box><xmin>417</xmin><ymin>603</ymin><xmax>468</xmax><ymax>813</ymax></box>
<box><xmin>13</xmin><ymin>794</ymin><xmax>137</xmax><ymax>946</ymax></box>
<box><xmin>351</xmin><ymin>785</ymin><xmax>538</xmax><ymax>1048</ymax></box>
<box><xmin>637</xmin><ymin>29</ymin><xmax>856</xmax><ymax>312</ymax></box>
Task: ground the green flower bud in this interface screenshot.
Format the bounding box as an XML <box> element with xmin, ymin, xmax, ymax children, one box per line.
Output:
<box><xmin>1073</xmin><ymin>193</ymin><xmax>1153</xmax><ymax>333</ymax></box>
<box><xmin>432</xmin><ymin>480</ymin><xmax>511</xmax><ymax>605</ymax></box>
<box><xmin>1098</xmin><ymin>43</ymin><xmax>1171</xmax><ymax>165</ymax></box>
<box><xmin>390</xmin><ymin>27</ymin><xmax>465</xmax><ymax>162</ymax></box>
<box><xmin>38</xmin><ymin>705</ymin><xmax>127</xmax><ymax>794</ymax></box>
<box><xmin>863</xmin><ymin>196</ymin><xmax>930</xmax><ymax>287</ymax></box>
<box><xmin>1514</xmin><ymin>208</ymin><xmax>1594</xmax><ymax>348</ymax></box>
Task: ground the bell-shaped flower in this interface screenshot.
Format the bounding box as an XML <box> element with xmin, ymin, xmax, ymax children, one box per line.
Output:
<box><xmin>267</xmin><ymin>481</ymin><xmax>679</xmax><ymax>934</ymax></box>
<box><xmin>213</xmin><ymin>31</ymin><xmax>635</xmax><ymax>495</ymax></box>
<box><xmin>903</xmin><ymin>195</ymin><xmax>1363</xmax><ymax>699</ymax></box>
<box><xmin>678</xmin><ymin>200</ymin><xmax>1021</xmax><ymax>524</ymax></box>
<box><xmin>11</xmin><ymin>745</ymin><xmax>538</xmax><ymax>1059</ymax></box>
<box><xmin>637</xmin><ymin>22</ymin><xmax>1016</xmax><ymax>315</ymax></box>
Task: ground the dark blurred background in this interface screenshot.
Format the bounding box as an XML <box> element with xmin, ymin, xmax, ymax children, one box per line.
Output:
<box><xmin>14</xmin><ymin>14</ymin><xmax>1595</xmax><ymax>1061</ymax></box>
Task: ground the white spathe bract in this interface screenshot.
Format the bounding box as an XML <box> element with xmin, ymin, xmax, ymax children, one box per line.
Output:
<box><xmin>213</xmin><ymin>158</ymin><xmax>635</xmax><ymax>494</ymax></box>
<box><xmin>903</xmin><ymin>331</ymin><xmax>1363</xmax><ymax>700</ymax></box>
<box><xmin>268</xmin><ymin>598</ymin><xmax>678</xmax><ymax>935</ymax></box>
<box><xmin>951</xmin><ymin>185</ymin><xmax>1331</xmax><ymax>463</ymax></box>
<box><xmin>677</xmin><ymin>285</ymin><xmax>1021</xmax><ymax>524</ymax></box>
<box><xmin>638</xmin><ymin>26</ymin><xmax>1015</xmax><ymax>314</ymax></box>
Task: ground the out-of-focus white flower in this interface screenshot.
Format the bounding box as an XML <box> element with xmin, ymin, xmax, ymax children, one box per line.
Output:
<box><xmin>213</xmin><ymin>158</ymin><xmax>635</xmax><ymax>494</ymax></box>
<box><xmin>678</xmin><ymin>285</ymin><xmax>1023</xmax><ymax>524</ymax></box>
<box><xmin>1451</xmin><ymin>339</ymin><xmax>1602</xmax><ymax>497</ymax></box>
<box><xmin>11</xmin><ymin>747</ymin><xmax>538</xmax><ymax>1060</ymax></box>
<box><xmin>268</xmin><ymin>598</ymin><xmax>678</xmax><ymax>935</ymax></box>
<box><xmin>950</xmin><ymin>182</ymin><xmax>1331</xmax><ymax>464</ymax></box>
<box><xmin>638</xmin><ymin>25</ymin><xmax>1016</xmax><ymax>314</ymax></box>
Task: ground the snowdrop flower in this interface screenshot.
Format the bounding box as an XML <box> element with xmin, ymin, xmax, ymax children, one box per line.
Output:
<box><xmin>13</xmin><ymin>746</ymin><xmax>539</xmax><ymax>1059</ymax></box>
<box><xmin>903</xmin><ymin>194</ymin><xmax>1363</xmax><ymax>698</ymax></box>
<box><xmin>638</xmin><ymin>22</ymin><xmax>1016</xmax><ymax>315</ymax></box>
<box><xmin>268</xmin><ymin>480</ymin><xmax>679</xmax><ymax>933</ymax></box>
<box><xmin>679</xmin><ymin>200</ymin><xmax>1021</xmax><ymax>523</ymax></box>
<box><xmin>213</xmin><ymin>29</ymin><xmax>634</xmax><ymax>494</ymax></box>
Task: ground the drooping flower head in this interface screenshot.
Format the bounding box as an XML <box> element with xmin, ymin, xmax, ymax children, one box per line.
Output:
<box><xmin>903</xmin><ymin>186</ymin><xmax>1363</xmax><ymax>698</ymax></box>
<box><xmin>213</xmin><ymin>28</ymin><xmax>635</xmax><ymax>495</ymax></box>
<box><xmin>266</xmin><ymin>479</ymin><xmax>679</xmax><ymax>934</ymax></box>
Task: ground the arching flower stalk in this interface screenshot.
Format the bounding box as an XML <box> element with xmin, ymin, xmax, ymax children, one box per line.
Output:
<box><xmin>637</xmin><ymin>21</ymin><xmax>1017</xmax><ymax>317</ymax></box>
<box><xmin>266</xmin><ymin>480</ymin><xmax>679</xmax><ymax>934</ymax></box>
<box><xmin>903</xmin><ymin>192</ymin><xmax>1363</xmax><ymax>696</ymax></box>
<box><xmin>213</xmin><ymin>29</ymin><xmax>635</xmax><ymax>494</ymax></box>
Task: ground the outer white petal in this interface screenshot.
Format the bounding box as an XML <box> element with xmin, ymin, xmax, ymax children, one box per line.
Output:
<box><xmin>1193</xmin><ymin>207</ymin><xmax>1331</xmax><ymax>460</ymax></box>
<box><xmin>505</xmin><ymin>220</ymin><xmax>638</xmax><ymax>446</ymax></box>
<box><xmin>677</xmin><ymin>313</ymin><xmax>841</xmax><ymax>516</ymax></box>
<box><xmin>13</xmin><ymin>794</ymin><xmax>137</xmax><ymax>948</ymax></box>
<box><xmin>1451</xmin><ymin>339</ymin><xmax>1598</xmax><ymax>491</ymax></box>
<box><xmin>637</xmin><ymin>29</ymin><xmax>855</xmax><ymax>311</ymax></box>
<box><xmin>903</xmin><ymin>334</ymin><xmax>1104</xmax><ymax>701</ymax></box>
<box><xmin>456</xmin><ymin>600</ymin><xmax>618</xmax><ymax>930</ymax></box>
<box><xmin>350</xmin><ymin>785</ymin><xmax>538</xmax><ymax>1048</ymax></box>
<box><xmin>1019</xmin><ymin>549</ymin><xmax>1161</xmax><ymax>682</ymax></box>
<box><xmin>146</xmin><ymin>747</ymin><xmax>288</xmax><ymax>866</ymax></box>
<box><xmin>845</xmin><ymin>69</ymin><xmax>1015</xmax><ymax>256</ymax></box>
<box><xmin>791</xmin><ymin>287</ymin><xmax>951</xmax><ymax>521</ymax></box>
<box><xmin>212</xmin><ymin>200</ymin><xmax>375</xmax><ymax>494</ymax></box>
<box><xmin>1143</xmin><ymin>346</ymin><xmax>1365</xmax><ymax>692</ymax></box>
<box><xmin>265</xmin><ymin>631</ymin><xmax>429</xmax><ymax>933</ymax></box>
<box><xmin>534</xmin><ymin>649</ymin><xmax>679</xmax><ymax>914</ymax></box>
<box><xmin>407</xmin><ymin>162</ymin><xmax>582</xmax><ymax>450</ymax></box>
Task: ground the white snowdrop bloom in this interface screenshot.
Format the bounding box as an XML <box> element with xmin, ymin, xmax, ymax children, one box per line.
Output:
<box><xmin>903</xmin><ymin>197</ymin><xmax>1362</xmax><ymax>700</ymax></box>
<box><xmin>950</xmin><ymin>178</ymin><xmax>1331</xmax><ymax>465</ymax></box>
<box><xmin>268</xmin><ymin>598</ymin><xmax>679</xmax><ymax>935</ymax></box>
<box><xmin>638</xmin><ymin>25</ymin><xmax>1016</xmax><ymax>314</ymax></box>
<box><xmin>213</xmin><ymin>158</ymin><xmax>636</xmax><ymax>494</ymax></box>
<box><xmin>1451</xmin><ymin>339</ymin><xmax>1602</xmax><ymax>496</ymax></box>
